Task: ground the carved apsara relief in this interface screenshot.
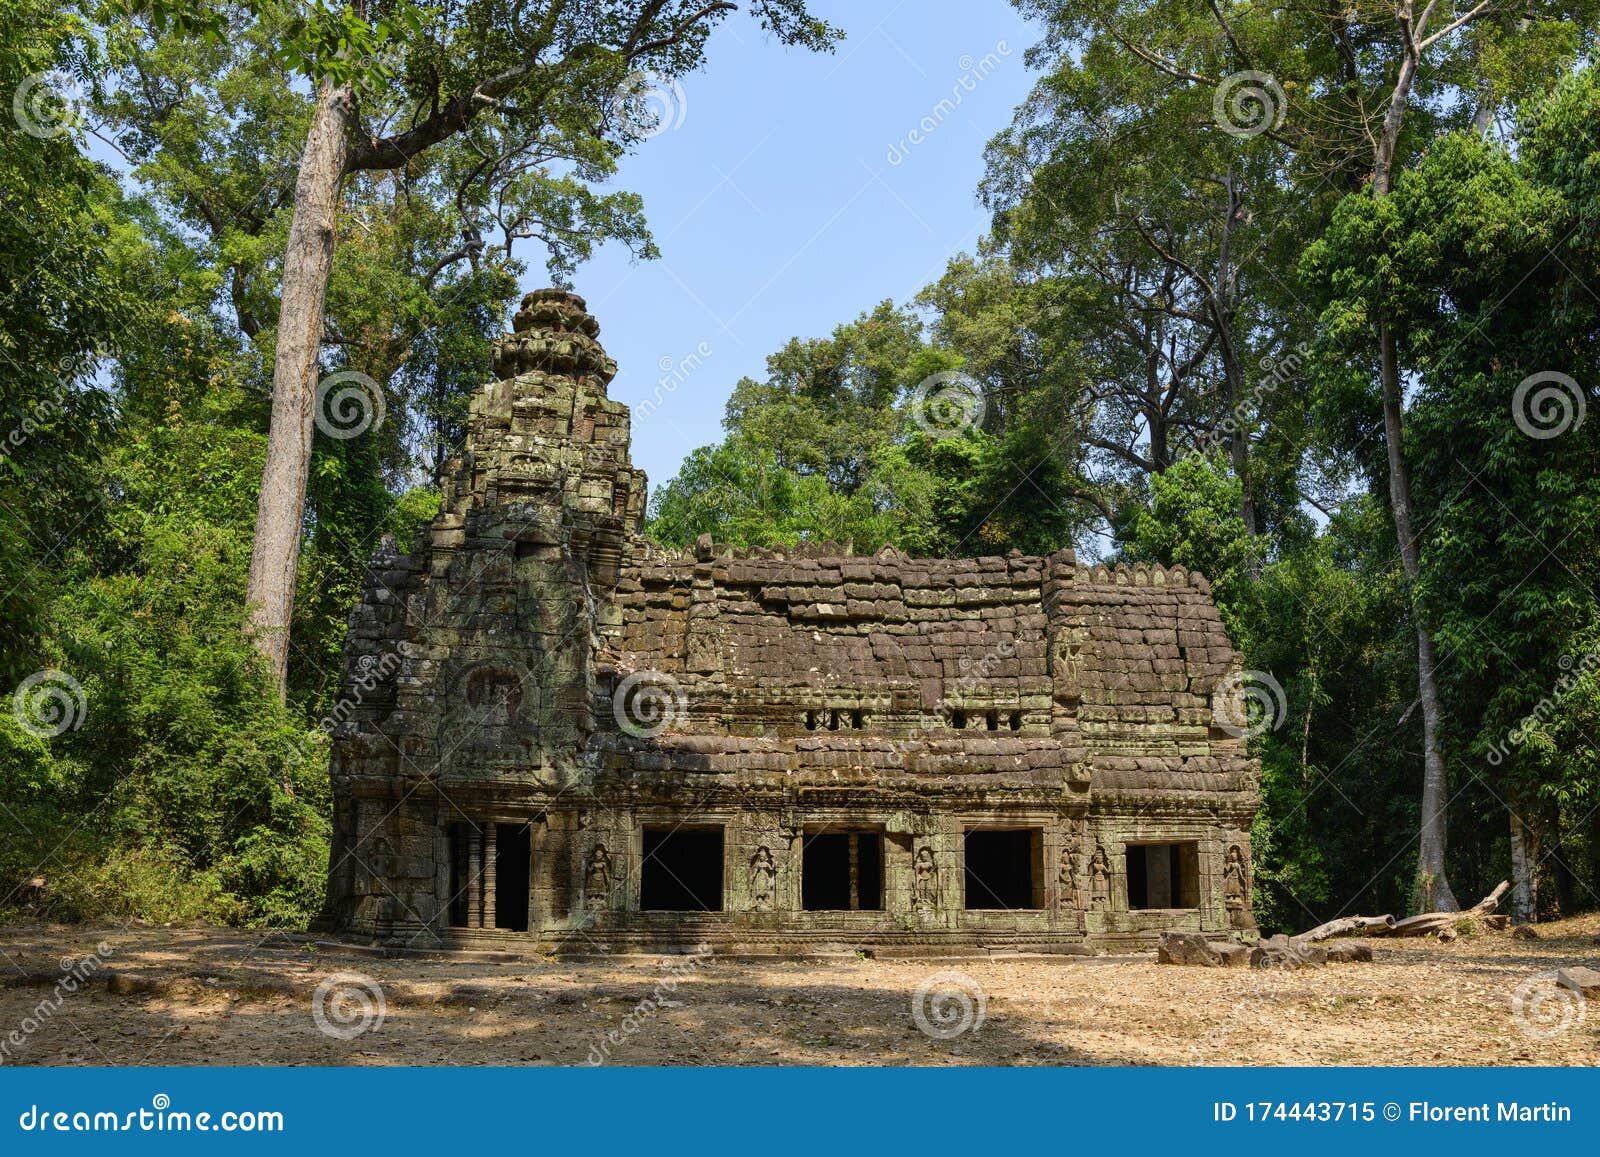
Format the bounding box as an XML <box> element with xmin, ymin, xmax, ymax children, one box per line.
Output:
<box><xmin>585</xmin><ymin>844</ymin><xmax>612</xmax><ymax>911</ymax></box>
<box><xmin>1050</xmin><ymin>625</ymin><xmax>1090</xmax><ymax>706</ymax></box>
<box><xmin>1089</xmin><ymin>844</ymin><xmax>1111</xmax><ymax>910</ymax></box>
<box><xmin>913</xmin><ymin>846</ymin><xmax>939</xmax><ymax>915</ymax></box>
<box><xmin>1224</xmin><ymin>842</ymin><xmax>1255</xmax><ymax>930</ymax></box>
<box><xmin>748</xmin><ymin>845</ymin><xmax>777</xmax><ymax>911</ymax></box>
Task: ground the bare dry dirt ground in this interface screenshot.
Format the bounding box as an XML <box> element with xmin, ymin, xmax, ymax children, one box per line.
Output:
<box><xmin>2</xmin><ymin>916</ymin><xmax>1597</xmax><ymax>1066</ymax></box>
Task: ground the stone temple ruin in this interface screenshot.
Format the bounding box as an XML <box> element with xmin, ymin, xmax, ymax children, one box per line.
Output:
<box><xmin>322</xmin><ymin>289</ymin><xmax>1260</xmax><ymax>953</ymax></box>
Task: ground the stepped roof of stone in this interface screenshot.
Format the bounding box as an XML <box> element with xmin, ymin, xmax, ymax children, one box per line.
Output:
<box><xmin>603</xmin><ymin>535</ymin><xmax>1246</xmax><ymax>785</ymax></box>
<box><xmin>630</xmin><ymin>536</ymin><xmax>1212</xmax><ymax>590</ymax></box>
<box><xmin>336</xmin><ymin>289</ymin><xmax>1253</xmax><ymax>795</ymax></box>
<box><xmin>490</xmin><ymin>287</ymin><xmax>618</xmax><ymax>387</ymax></box>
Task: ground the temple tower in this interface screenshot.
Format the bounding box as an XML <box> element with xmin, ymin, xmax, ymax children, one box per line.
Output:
<box><xmin>322</xmin><ymin>290</ymin><xmax>645</xmax><ymax>935</ymax></box>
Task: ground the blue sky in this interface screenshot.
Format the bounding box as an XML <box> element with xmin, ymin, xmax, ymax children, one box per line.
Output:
<box><xmin>539</xmin><ymin>0</ymin><xmax>1040</xmax><ymax>491</ymax></box>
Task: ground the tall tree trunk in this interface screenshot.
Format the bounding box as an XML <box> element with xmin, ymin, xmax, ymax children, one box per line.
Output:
<box><xmin>246</xmin><ymin>82</ymin><xmax>355</xmax><ymax>695</ymax></box>
<box><xmin>1146</xmin><ymin>341</ymin><xmax>1170</xmax><ymax>471</ymax></box>
<box><xmin>1470</xmin><ymin>78</ymin><xmax>1494</xmax><ymax>135</ymax></box>
<box><xmin>1212</xmin><ymin>169</ymin><xmax>1258</xmax><ymax>545</ymax></box>
<box><xmin>1371</xmin><ymin>24</ymin><xmax>1459</xmax><ymax>913</ymax></box>
<box><xmin>1508</xmin><ymin>811</ymin><xmax>1537</xmax><ymax>924</ymax></box>
<box><xmin>1379</xmin><ymin>325</ymin><xmax>1459</xmax><ymax>912</ymax></box>
<box><xmin>1221</xmin><ymin>348</ymin><xmax>1257</xmax><ymax>539</ymax></box>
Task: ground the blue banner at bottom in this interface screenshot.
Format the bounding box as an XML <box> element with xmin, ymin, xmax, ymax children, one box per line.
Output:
<box><xmin>2</xmin><ymin>1067</ymin><xmax>1593</xmax><ymax>1153</ymax></box>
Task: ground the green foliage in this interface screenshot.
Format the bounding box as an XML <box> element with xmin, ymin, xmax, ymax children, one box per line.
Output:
<box><xmin>722</xmin><ymin>301</ymin><xmax>928</xmax><ymax>489</ymax></box>
<box><xmin>3</xmin><ymin>359</ymin><xmax>332</xmax><ymax>924</ymax></box>
<box><xmin>5</xmin><ymin>505</ymin><xmax>330</xmax><ymax>926</ymax></box>
<box><xmin>651</xmin><ymin>281</ymin><xmax>1093</xmax><ymax>557</ymax></box>
<box><xmin>648</xmin><ymin>435</ymin><xmax>894</xmax><ymax>550</ymax></box>
<box><xmin>0</xmin><ymin>0</ymin><xmax>131</xmax><ymax>684</ymax></box>
<box><xmin>1116</xmin><ymin>451</ymin><xmax>1263</xmax><ymax>640</ymax></box>
<box><xmin>4</xmin><ymin>0</ymin><xmax>842</xmax><ymax>929</ymax></box>
<box><xmin>1305</xmin><ymin>67</ymin><xmax>1600</xmax><ymax>861</ymax></box>
<box><xmin>1240</xmin><ymin>512</ymin><xmax>1419</xmax><ymax>922</ymax></box>
<box><xmin>0</xmin><ymin>2</ymin><xmax>325</xmax><ymax>924</ymax></box>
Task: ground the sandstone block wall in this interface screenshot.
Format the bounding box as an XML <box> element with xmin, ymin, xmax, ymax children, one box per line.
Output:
<box><xmin>322</xmin><ymin>291</ymin><xmax>1260</xmax><ymax>953</ymax></box>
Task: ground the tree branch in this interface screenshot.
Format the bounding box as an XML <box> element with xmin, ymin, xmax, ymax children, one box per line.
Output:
<box><xmin>630</xmin><ymin>1</ymin><xmax>736</xmax><ymax>58</ymax></box>
<box><xmin>1418</xmin><ymin>0</ymin><xmax>1497</xmax><ymax>49</ymax></box>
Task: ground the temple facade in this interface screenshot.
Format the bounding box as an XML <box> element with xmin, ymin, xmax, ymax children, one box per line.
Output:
<box><xmin>321</xmin><ymin>289</ymin><xmax>1261</xmax><ymax>954</ymax></box>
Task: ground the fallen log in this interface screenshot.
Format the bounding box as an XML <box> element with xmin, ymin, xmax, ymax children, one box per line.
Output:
<box><xmin>1470</xmin><ymin>880</ymin><xmax>1510</xmax><ymax>915</ymax></box>
<box><xmin>1300</xmin><ymin>914</ymin><xmax>1395</xmax><ymax>942</ymax></box>
<box><xmin>1387</xmin><ymin>912</ymin><xmax>1458</xmax><ymax>937</ymax></box>
<box><xmin>1300</xmin><ymin>880</ymin><xmax>1510</xmax><ymax>941</ymax></box>
<box><xmin>1378</xmin><ymin>879</ymin><xmax>1511</xmax><ymax>938</ymax></box>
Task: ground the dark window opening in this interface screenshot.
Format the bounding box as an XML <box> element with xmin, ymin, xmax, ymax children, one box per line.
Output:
<box><xmin>641</xmin><ymin>827</ymin><xmax>724</xmax><ymax>911</ymax></box>
<box><xmin>1008</xmin><ymin>711</ymin><xmax>1022</xmax><ymax>731</ymax></box>
<box><xmin>802</xmin><ymin>832</ymin><xmax>883</xmax><ymax>911</ymax></box>
<box><xmin>1125</xmin><ymin>842</ymin><xmax>1200</xmax><ymax>909</ymax></box>
<box><xmin>964</xmin><ymin>828</ymin><xmax>1041</xmax><ymax>909</ymax></box>
<box><xmin>950</xmin><ymin>709</ymin><xmax>967</xmax><ymax>730</ymax></box>
<box><xmin>985</xmin><ymin>710</ymin><xmax>999</xmax><ymax>731</ymax></box>
<box><xmin>494</xmin><ymin>823</ymin><xmax>531</xmax><ymax>931</ymax></box>
<box><xmin>807</xmin><ymin>708</ymin><xmax>868</xmax><ymax>731</ymax></box>
<box><xmin>447</xmin><ymin>822</ymin><xmax>473</xmax><ymax>928</ymax></box>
